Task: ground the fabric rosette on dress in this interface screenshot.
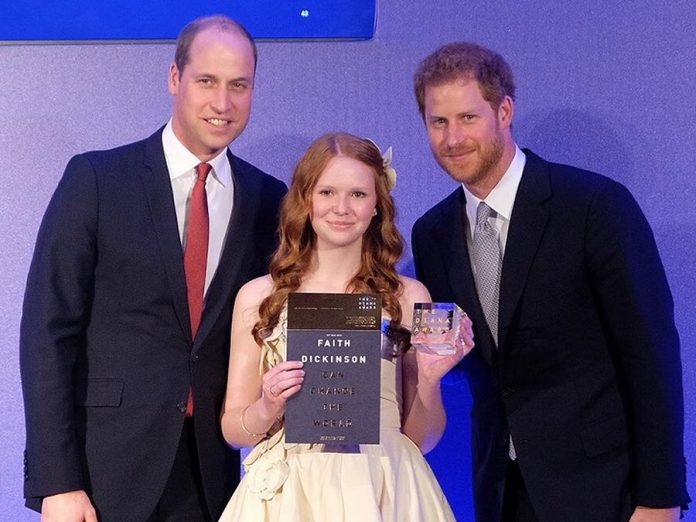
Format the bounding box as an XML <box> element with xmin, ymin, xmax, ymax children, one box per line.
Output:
<box><xmin>243</xmin><ymin>432</ymin><xmax>289</xmax><ymax>500</ymax></box>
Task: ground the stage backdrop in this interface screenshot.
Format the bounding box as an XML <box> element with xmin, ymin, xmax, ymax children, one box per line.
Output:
<box><xmin>1</xmin><ymin>1</ymin><xmax>693</xmax><ymax>519</ymax></box>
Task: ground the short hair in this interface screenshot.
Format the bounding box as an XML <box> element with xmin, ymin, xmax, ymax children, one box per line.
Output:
<box><xmin>414</xmin><ymin>42</ymin><xmax>515</xmax><ymax>117</ymax></box>
<box><xmin>174</xmin><ymin>15</ymin><xmax>258</xmax><ymax>75</ymax></box>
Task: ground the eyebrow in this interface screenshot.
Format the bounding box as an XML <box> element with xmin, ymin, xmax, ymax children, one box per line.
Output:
<box><xmin>315</xmin><ymin>183</ymin><xmax>372</xmax><ymax>190</ymax></box>
<box><xmin>194</xmin><ymin>73</ymin><xmax>252</xmax><ymax>83</ymax></box>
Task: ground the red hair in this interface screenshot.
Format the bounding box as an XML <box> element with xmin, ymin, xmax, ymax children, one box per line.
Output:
<box><xmin>252</xmin><ymin>133</ymin><xmax>404</xmax><ymax>344</ymax></box>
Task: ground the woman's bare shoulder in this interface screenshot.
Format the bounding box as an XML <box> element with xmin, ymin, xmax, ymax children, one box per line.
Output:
<box><xmin>398</xmin><ymin>275</ymin><xmax>431</xmax><ymax>303</ymax></box>
<box><xmin>236</xmin><ymin>275</ymin><xmax>275</xmax><ymax>308</ymax></box>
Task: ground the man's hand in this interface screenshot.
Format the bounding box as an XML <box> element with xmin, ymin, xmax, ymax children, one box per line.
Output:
<box><xmin>41</xmin><ymin>490</ymin><xmax>97</xmax><ymax>522</ymax></box>
<box><xmin>629</xmin><ymin>506</ymin><xmax>680</xmax><ymax>522</ymax></box>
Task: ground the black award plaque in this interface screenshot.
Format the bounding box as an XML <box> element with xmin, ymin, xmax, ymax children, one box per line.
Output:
<box><xmin>285</xmin><ymin>293</ymin><xmax>382</xmax><ymax>445</ymax></box>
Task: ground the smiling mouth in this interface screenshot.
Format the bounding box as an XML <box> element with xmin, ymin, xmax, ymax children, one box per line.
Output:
<box><xmin>206</xmin><ymin>118</ymin><xmax>230</xmax><ymax>127</ymax></box>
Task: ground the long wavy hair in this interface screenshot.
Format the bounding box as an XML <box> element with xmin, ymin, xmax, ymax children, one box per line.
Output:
<box><xmin>252</xmin><ymin>132</ymin><xmax>404</xmax><ymax>344</ymax></box>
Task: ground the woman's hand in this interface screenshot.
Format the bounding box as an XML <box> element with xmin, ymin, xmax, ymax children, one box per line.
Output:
<box><xmin>259</xmin><ymin>360</ymin><xmax>305</xmax><ymax>418</ymax></box>
<box><xmin>415</xmin><ymin>313</ymin><xmax>474</xmax><ymax>384</ymax></box>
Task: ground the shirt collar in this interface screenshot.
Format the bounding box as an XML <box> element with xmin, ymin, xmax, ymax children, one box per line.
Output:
<box><xmin>161</xmin><ymin>119</ymin><xmax>232</xmax><ymax>187</ymax></box>
<box><xmin>462</xmin><ymin>145</ymin><xmax>526</xmax><ymax>224</ymax></box>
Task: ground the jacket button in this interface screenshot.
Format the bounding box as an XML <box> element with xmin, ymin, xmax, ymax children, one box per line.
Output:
<box><xmin>176</xmin><ymin>402</ymin><xmax>187</xmax><ymax>413</ymax></box>
<box><xmin>501</xmin><ymin>386</ymin><xmax>515</xmax><ymax>399</ymax></box>
<box><xmin>498</xmin><ymin>436</ymin><xmax>508</xmax><ymax>447</ymax></box>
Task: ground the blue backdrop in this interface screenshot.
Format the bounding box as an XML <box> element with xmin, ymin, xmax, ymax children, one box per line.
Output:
<box><xmin>1</xmin><ymin>1</ymin><xmax>693</xmax><ymax>519</ymax></box>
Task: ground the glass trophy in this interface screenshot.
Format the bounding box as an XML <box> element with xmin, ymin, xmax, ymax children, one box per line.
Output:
<box><xmin>411</xmin><ymin>302</ymin><xmax>465</xmax><ymax>355</ymax></box>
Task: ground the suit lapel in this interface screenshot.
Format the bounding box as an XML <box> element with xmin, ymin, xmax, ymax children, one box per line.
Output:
<box><xmin>498</xmin><ymin>150</ymin><xmax>551</xmax><ymax>349</ymax></box>
<box><xmin>443</xmin><ymin>190</ymin><xmax>477</xmax><ymax>306</ymax></box>
<box><xmin>140</xmin><ymin>129</ymin><xmax>193</xmax><ymax>345</ymax></box>
<box><xmin>439</xmin><ymin>189</ymin><xmax>495</xmax><ymax>366</ymax></box>
<box><xmin>192</xmin><ymin>150</ymin><xmax>258</xmax><ymax>352</ymax></box>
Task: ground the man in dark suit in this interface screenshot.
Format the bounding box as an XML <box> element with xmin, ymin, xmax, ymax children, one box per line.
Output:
<box><xmin>411</xmin><ymin>42</ymin><xmax>689</xmax><ymax>522</ymax></box>
<box><xmin>20</xmin><ymin>15</ymin><xmax>286</xmax><ymax>521</ymax></box>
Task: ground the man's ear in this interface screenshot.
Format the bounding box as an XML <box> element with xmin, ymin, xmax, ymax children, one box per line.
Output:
<box><xmin>168</xmin><ymin>64</ymin><xmax>180</xmax><ymax>96</ymax></box>
<box><xmin>498</xmin><ymin>95</ymin><xmax>514</xmax><ymax>129</ymax></box>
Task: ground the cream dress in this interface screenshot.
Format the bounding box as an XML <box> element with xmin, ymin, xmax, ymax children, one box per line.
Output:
<box><xmin>219</xmin><ymin>308</ymin><xmax>456</xmax><ymax>522</ymax></box>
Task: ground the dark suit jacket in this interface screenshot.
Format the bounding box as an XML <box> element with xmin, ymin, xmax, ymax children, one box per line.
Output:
<box><xmin>20</xmin><ymin>128</ymin><xmax>287</xmax><ymax>521</ymax></box>
<box><xmin>412</xmin><ymin>150</ymin><xmax>689</xmax><ymax>522</ymax></box>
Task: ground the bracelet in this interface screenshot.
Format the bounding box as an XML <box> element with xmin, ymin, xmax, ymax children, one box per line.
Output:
<box><xmin>240</xmin><ymin>405</ymin><xmax>267</xmax><ymax>438</ymax></box>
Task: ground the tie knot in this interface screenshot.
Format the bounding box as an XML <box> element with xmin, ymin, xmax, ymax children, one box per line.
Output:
<box><xmin>476</xmin><ymin>202</ymin><xmax>495</xmax><ymax>226</ymax></box>
<box><xmin>195</xmin><ymin>163</ymin><xmax>212</xmax><ymax>182</ymax></box>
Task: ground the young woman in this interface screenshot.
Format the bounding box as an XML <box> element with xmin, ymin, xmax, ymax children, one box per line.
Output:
<box><xmin>219</xmin><ymin>133</ymin><xmax>474</xmax><ymax>521</ymax></box>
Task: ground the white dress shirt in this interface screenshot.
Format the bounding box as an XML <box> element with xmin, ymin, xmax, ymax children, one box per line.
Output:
<box><xmin>162</xmin><ymin>120</ymin><xmax>235</xmax><ymax>295</ymax></box>
<box><xmin>462</xmin><ymin>145</ymin><xmax>526</xmax><ymax>256</ymax></box>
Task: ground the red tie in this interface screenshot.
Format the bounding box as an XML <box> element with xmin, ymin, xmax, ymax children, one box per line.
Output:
<box><xmin>184</xmin><ymin>162</ymin><xmax>211</xmax><ymax>415</ymax></box>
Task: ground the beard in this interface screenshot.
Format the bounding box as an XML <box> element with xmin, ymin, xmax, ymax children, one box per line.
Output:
<box><xmin>435</xmin><ymin>130</ymin><xmax>505</xmax><ymax>187</ymax></box>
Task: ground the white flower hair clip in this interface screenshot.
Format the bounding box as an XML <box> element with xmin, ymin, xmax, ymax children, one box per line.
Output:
<box><xmin>367</xmin><ymin>139</ymin><xmax>397</xmax><ymax>191</ymax></box>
